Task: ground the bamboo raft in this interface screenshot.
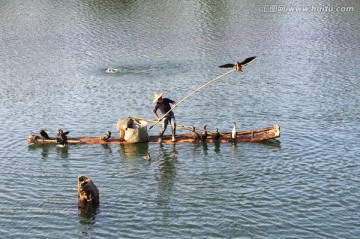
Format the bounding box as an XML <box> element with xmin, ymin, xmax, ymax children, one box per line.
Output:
<box><xmin>28</xmin><ymin>58</ymin><xmax>281</xmax><ymax>146</ymax></box>
<box><xmin>27</xmin><ymin>125</ymin><xmax>280</xmax><ymax>145</ymax></box>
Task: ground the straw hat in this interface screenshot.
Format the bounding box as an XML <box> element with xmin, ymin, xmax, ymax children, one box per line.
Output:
<box><xmin>153</xmin><ymin>92</ymin><xmax>163</xmax><ymax>103</ymax></box>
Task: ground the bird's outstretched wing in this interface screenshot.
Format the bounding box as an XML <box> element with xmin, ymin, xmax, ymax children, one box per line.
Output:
<box><xmin>219</xmin><ymin>63</ymin><xmax>235</xmax><ymax>68</ymax></box>
<box><xmin>219</xmin><ymin>56</ymin><xmax>256</xmax><ymax>68</ymax></box>
<box><xmin>239</xmin><ymin>56</ymin><xmax>256</xmax><ymax>66</ymax></box>
<box><xmin>63</xmin><ymin>131</ymin><xmax>70</xmax><ymax>135</ymax></box>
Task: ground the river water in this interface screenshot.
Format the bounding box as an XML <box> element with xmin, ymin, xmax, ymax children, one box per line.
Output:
<box><xmin>0</xmin><ymin>0</ymin><xmax>359</xmax><ymax>238</ymax></box>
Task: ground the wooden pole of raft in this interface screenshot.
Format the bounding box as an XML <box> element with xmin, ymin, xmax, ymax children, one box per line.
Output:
<box><xmin>149</xmin><ymin>68</ymin><xmax>236</xmax><ymax>130</ymax></box>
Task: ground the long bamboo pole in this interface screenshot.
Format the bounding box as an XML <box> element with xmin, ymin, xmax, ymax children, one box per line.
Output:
<box><xmin>149</xmin><ymin>68</ymin><xmax>236</xmax><ymax>130</ymax></box>
<box><xmin>131</xmin><ymin>116</ymin><xmax>216</xmax><ymax>134</ymax></box>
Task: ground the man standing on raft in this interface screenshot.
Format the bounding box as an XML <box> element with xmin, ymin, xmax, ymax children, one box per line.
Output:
<box><xmin>153</xmin><ymin>93</ymin><xmax>177</xmax><ymax>142</ymax></box>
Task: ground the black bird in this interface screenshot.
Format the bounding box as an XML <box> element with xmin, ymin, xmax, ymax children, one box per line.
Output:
<box><xmin>192</xmin><ymin>127</ymin><xmax>201</xmax><ymax>141</ymax></box>
<box><xmin>213</xmin><ymin>128</ymin><xmax>220</xmax><ymax>141</ymax></box>
<box><xmin>201</xmin><ymin>125</ymin><xmax>208</xmax><ymax>141</ymax></box>
<box><xmin>101</xmin><ymin>131</ymin><xmax>111</xmax><ymax>141</ymax></box>
<box><xmin>57</xmin><ymin>129</ymin><xmax>70</xmax><ymax>146</ymax></box>
<box><xmin>142</xmin><ymin>153</ymin><xmax>151</xmax><ymax>161</ymax></box>
<box><xmin>40</xmin><ymin>129</ymin><xmax>50</xmax><ymax>139</ymax></box>
<box><xmin>219</xmin><ymin>56</ymin><xmax>256</xmax><ymax>72</ymax></box>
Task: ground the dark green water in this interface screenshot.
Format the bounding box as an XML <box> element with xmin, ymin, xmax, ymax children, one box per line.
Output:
<box><xmin>1</xmin><ymin>0</ymin><xmax>359</xmax><ymax>238</ymax></box>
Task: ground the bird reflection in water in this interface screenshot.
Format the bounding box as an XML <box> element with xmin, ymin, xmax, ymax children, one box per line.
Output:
<box><xmin>101</xmin><ymin>144</ymin><xmax>113</xmax><ymax>156</ymax></box>
<box><xmin>56</xmin><ymin>145</ymin><xmax>69</xmax><ymax>159</ymax></box>
<box><xmin>202</xmin><ymin>140</ymin><xmax>209</xmax><ymax>156</ymax></box>
<box><xmin>27</xmin><ymin>144</ymin><xmax>51</xmax><ymax>159</ymax></box>
<box><xmin>231</xmin><ymin>142</ymin><xmax>237</xmax><ymax>158</ymax></box>
<box><xmin>214</xmin><ymin>142</ymin><xmax>221</xmax><ymax>153</ymax></box>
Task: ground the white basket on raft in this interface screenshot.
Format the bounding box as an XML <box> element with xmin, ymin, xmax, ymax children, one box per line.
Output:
<box><xmin>116</xmin><ymin>117</ymin><xmax>149</xmax><ymax>143</ymax></box>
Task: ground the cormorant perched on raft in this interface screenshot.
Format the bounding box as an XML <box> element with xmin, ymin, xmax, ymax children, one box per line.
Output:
<box><xmin>40</xmin><ymin>129</ymin><xmax>50</xmax><ymax>140</ymax></box>
<box><xmin>101</xmin><ymin>131</ymin><xmax>111</xmax><ymax>141</ymax></box>
<box><xmin>191</xmin><ymin>127</ymin><xmax>201</xmax><ymax>141</ymax></box>
<box><xmin>219</xmin><ymin>56</ymin><xmax>256</xmax><ymax>72</ymax></box>
<box><xmin>57</xmin><ymin>129</ymin><xmax>69</xmax><ymax>146</ymax></box>
<box><xmin>232</xmin><ymin>122</ymin><xmax>237</xmax><ymax>139</ymax></box>
<box><xmin>213</xmin><ymin>128</ymin><xmax>220</xmax><ymax>141</ymax></box>
<box><xmin>201</xmin><ymin>125</ymin><xmax>208</xmax><ymax>141</ymax></box>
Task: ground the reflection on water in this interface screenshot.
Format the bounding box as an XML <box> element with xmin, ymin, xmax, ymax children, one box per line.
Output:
<box><xmin>202</xmin><ymin>142</ymin><xmax>209</xmax><ymax>155</ymax></box>
<box><xmin>100</xmin><ymin>144</ymin><xmax>113</xmax><ymax>156</ymax></box>
<box><xmin>78</xmin><ymin>206</ymin><xmax>99</xmax><ymax>225</ymax></box>
<box><xmin>231</xmin><ymin>142</ymin><xmax>237</xmax><ymax>158</ymax></box>
<box><xmin>259</xmin><ymin>139</ymin><xmax>282</xmax><ymax>148</ymax></box>
<box><xmin>28</xmin><ymin>144</ymin><xmax>70</xmax><ymax>159</ymax></box>
<box><xmin>56</xmin><ymin>146</ymin><xmax>69</xmax><ymax>158</ymax></box>
<box><xmin>118</xmin><ymin>143</ymin><xmax>149</xmax><ymax>160</ymax></box>
<box><xmin>214</xmin><ymin>142</ymin><xmax>221</xmax><ymax>153</ymax></box>
<box><xmin>155</xmin><ymin>144</ymin><xmax>178</xmax><ymax>207</ymax></box>
<box><xmin>78</xmin><ymin>206</ymin><xmax>99</xmax><ymax>237</ymax></box>
<box><xmin>28</xmin><ymin>144</ymin><xmax>51</xmax><ymax>159</ymax></box>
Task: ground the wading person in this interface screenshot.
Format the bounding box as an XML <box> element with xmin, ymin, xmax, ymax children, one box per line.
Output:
<box><xmin>153</xmin><ymin>93</ymin><xmax>177</xmax><ymax>142</ymax></box>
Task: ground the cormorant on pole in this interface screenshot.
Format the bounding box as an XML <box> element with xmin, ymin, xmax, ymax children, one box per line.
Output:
<box><xmin>219</xmin><ymin>56</ymin><xmax>256</xmax><ymax>72</ymax></box>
